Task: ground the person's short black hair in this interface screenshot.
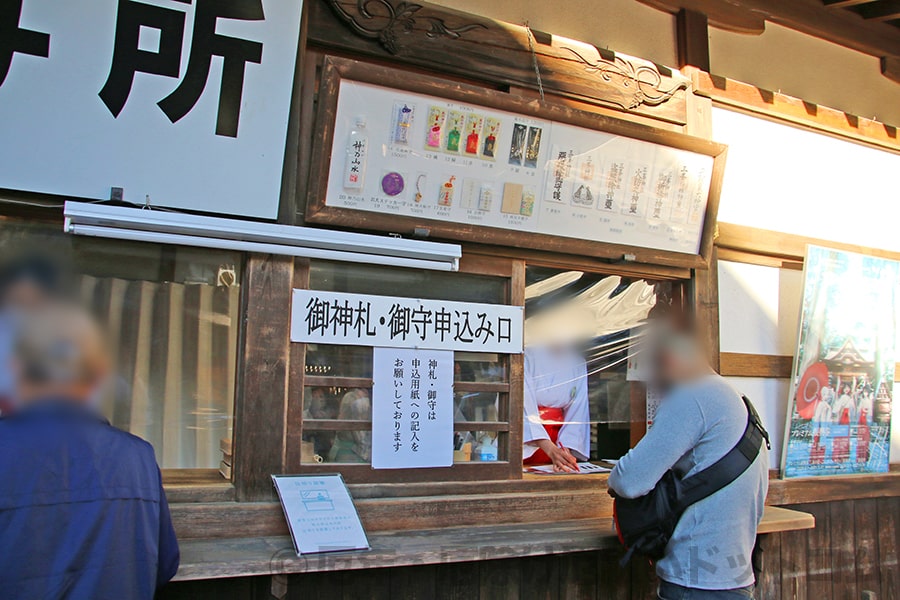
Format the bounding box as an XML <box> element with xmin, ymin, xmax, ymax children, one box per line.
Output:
<box><xmin>0</xmin><ymin>254</ymin><xmax>63</xmax><ymax>302</ymax></box>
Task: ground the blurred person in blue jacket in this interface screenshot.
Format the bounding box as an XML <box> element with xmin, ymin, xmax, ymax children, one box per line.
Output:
<box><xmin>0</xmin><ymin>302</ymin><xmax>179</xmax><ymax>599</ymax></box>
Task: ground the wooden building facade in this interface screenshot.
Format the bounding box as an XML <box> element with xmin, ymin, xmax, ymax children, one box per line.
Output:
<box><xmin>2</xmin><ymin>1</ymin><xmax>900</xmax><ymax>599</ymax></box>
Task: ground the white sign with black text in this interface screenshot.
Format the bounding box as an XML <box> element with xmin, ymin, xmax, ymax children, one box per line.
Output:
<box><xmin>371</xmin><ymin>348</ymin><xmax>454</xmax><ymax>470</ymax></box>
<box><xmin>0</xmin><ymin>0</ymin><xmax>302</xmax><ymax>218</ymax></box>
<box><xmin>290</xmin><ymin>289</ymin><xmax>524</xmax><ymax>353</ymax></box>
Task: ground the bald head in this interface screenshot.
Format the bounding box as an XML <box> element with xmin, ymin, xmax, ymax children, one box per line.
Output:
<box><xmin>13</xmin><ymin>303</ymin><xmax>110</xmax><ymax>407</ymax></box>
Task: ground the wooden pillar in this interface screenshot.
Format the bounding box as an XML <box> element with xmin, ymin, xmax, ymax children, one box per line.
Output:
<box><xmin>232</xmin><ymin>254</ymin><xmax>294</xmax><ymax>501</ymax></box>
<box><xmin>677</xmin><ymin>8</ymin><xmax>711</xmax><ymax>72</ymax></box>
<box><xmin>692</xmin><ymin>246</ymin><xmax>720</xmax><ymax>372</ymax></box>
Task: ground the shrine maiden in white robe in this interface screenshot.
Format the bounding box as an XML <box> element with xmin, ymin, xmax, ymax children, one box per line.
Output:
<box><xmin>523</xmin><ymin>345</ymin><xmax>591</xmax><ymax>461</ymax></box>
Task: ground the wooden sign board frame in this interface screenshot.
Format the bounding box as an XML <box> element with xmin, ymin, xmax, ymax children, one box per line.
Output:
<box><xmin>306</xmin><ymin>56</ymin><xmax>726</xmax><ymax>269</ymax></box>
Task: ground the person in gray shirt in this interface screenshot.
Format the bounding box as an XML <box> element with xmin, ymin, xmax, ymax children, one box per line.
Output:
<box><xmin>609</xmin><ymin>330</ymin><xmax>769</xmax><ymax>599</ymax></box>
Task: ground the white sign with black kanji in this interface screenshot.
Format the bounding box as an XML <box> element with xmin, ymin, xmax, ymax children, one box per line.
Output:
<box><xmin>0</xmin><ymin>0</ymin><xmax>302</xmax><ymax>218</ymax></box>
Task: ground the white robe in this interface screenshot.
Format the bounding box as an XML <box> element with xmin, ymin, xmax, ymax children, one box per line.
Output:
<box><xmin>833</xmin><ymin>393</ymin><xmax>856</xmax><ymax>423</ymax></box>
<box><xmin>813</xmin><ymin>398</ymin><xmax>833</xmax><ymax>425</ymax></box>
<box><xmin>522</xmin><ymin>346</ymin><xmax>590</xmax><ymax>461</ymax></box>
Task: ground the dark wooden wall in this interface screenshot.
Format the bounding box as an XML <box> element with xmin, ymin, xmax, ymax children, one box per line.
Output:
<box><xmin>160</xmin><ymin>498</ymin><xmax>899</xmax><ymax>600</ymax></box>
<box><xmin>757</xmin><ymin>498</ymin><xmax>899</xmax><ymax>600</ymax></box>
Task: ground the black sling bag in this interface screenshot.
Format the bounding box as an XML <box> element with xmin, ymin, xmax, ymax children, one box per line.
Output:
<box><xmin>612</xmin><ymin>395</ymin><xmax>771</xmax><ymax>568</ymax></box>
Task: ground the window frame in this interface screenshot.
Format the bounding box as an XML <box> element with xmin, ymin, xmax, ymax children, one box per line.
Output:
<box><xmin>520</xmin><ymin>259</ymin><xmax>690</xmax><ymax>459</ymax></box>
<box><xmin>285</xmin><ymin>253</ymin><xmax>525</xmax><ymax>484</ymax></box>
<box><xmin>304</xmin><ymin>55</ymin><xmax>727</xmax><ymax>270</ymax></box>
<box><xmin>0</xmin><ymin>210</ymin><xmax>245</xmax><ymax>495</ymax></box>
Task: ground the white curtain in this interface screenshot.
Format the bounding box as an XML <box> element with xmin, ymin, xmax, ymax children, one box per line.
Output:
<box><xmin>78</xmin><ymin>275</ymin><xmax>240</xmax><ymax>469</ymax></box>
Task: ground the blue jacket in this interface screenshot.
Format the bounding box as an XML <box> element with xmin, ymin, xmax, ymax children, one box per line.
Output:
<box><xmin>0</xmin><ymin>402</ymin><xmax>179</xmax><ymax>599</ymax></box>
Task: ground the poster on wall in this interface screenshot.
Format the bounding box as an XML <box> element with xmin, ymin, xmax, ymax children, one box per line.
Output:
<box><xmin>782</xmin><ymin>245</ymin><xmax>898</xmax><ymax>478</ymax></box>
<box><xmin>320</xmin><ymin>79</ymin><xmax>715</xmax><ymax>257</ymax></box>
<box><xmin>0</xmin><ymin>0</ymin><xmax>302</xmax><ymax>219</ymax></box>
<box><xmin>371</xmin><ymin>348</ymin><xmax>454</xmax><ymax>469</ymax></box>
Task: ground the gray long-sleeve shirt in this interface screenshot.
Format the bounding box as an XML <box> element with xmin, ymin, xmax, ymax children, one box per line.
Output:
<box><xmin>609</xmin><ymin>374</ymin><xmax>769</xmax><ymax>590</ymax></box>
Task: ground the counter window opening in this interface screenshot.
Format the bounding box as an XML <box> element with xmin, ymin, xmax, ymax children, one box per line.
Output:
<box><xmin>0</xmin><ymin>219</ymin><xmax>242</xmax><ymax>480</ymax></box>
<box><xmin>292</xmin><ymin>257</ymin><xmax>685</xmax><ymax>482</ymax></box>
<box><xmin>522</xmin><ymin>266</ymin><xmax>680</xmax><ymax>468</ymax></box>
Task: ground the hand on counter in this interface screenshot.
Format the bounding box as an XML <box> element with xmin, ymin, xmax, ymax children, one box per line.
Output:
<box><xmin>535</xmin><ymin>439</ymin><xmax>580</xmax><ymax>473</ymax></box>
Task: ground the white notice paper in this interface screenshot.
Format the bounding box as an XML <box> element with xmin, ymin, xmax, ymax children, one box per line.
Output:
<box><xmin>272</xmin><ymin>474</ymin><xmax>369</xmax><ymax>555</ymax></box>
<box><xmin>525</xmin><ymin>462</ymin><xmax>611</xmax><ymax>475</ymax></box>
<box><xmin>372</xmin><ymin>348</ymin><xmax>454</xmax><ymax>469</ymax></box>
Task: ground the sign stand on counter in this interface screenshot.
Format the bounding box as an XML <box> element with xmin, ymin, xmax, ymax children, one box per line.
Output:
<box><xmin>272</xmin><ymin>474</ymin><xmax>370</xmax><ymax>555</ymax></box>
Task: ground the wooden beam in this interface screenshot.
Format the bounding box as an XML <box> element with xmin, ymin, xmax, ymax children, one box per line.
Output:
<box><xmin>309</xmin><ymin>0</ymin><xmax>692</xmax><ymax>125</ymax></box>
<box><xmin>716</xmin><ymin>246</ymin><xmax>804</xmax><ymax>270</ymax></box>
<box><xmin>765</xmin><ymin>471</ymin><xmax>900</xmax><ymax>504</ymax></box>
<box><xmin>689</xmin><ymin>69</ymin><xmax>900</xmax><ymax>153</ymax></box>
<box><xmin>463</xmin><ymin>243</ymin><xmax>692</xmax><ymax>281</ymax></box>
<box><xmin>640</xmin><ymin>0</ymin><xmax>900</xmax><ymax>61</ymax></box>
<box><xmin>720</xmin><ymin>352</ymin><xmax>793</xmax><ymax>378</ymax></box>
<box><xmin>881</xmin><ymin>54</ymin><xmax>900</xmax><ymax>83</ymax></box>
<box><xmin>857</xmin><ymin>0</ymin><xmax>900</xmax><ymax>21</ymax></box>
<box><xmin>823</xmin><ymin>0</ymin><xmax>878</xmax><ymax>7</ymax></box>
<box><xmin>676</xmin><ymin>9</ymin><xmax>711</xmax><ymax>71</ymax></box>
<box><xmin>640</xmin><ymin>0</ymin><xmax>767</xmax><ymax>33</ymax></box>
<box><xmin>717</xmin><ymin>221</ymin><xmax>900</xmax><ymax>264</ymax></box>
<box><xmin>721</xmin><ymin>351</ymin><xmax>900</xmax><ymax>380</ymax></box>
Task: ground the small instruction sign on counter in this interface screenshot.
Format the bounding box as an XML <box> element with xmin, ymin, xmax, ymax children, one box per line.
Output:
<box><xmin>272</xmin><ymin>474</ymin><xmax>369</xmax><ymax>555</ymax></box>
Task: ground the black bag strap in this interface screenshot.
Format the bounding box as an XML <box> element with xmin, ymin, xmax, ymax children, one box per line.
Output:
<box><xmin>676</xmin><ymin>395</ymin><xmax>770</xmax><ymax>511</ymax></box>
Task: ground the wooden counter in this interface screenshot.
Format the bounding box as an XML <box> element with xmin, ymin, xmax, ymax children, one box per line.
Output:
<box><xmin>173</xmin><ymin>506</ymin><xmax>814</xmax><ymax>582</ymax></box>
<box><xmin>167</xmin><ymin>470</ymin><xmax>899</xmax><ymax>540</ymax></box>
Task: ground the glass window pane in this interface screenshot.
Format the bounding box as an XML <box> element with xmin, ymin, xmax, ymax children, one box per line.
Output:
<box><xmin>0</xmin><ymin>220</ymin><xmax>241</xmax><ymax>470</ymax></box>
<box><xmin>302</xmin><ymin>385</ymin><xmax>344</xmax><ymax>421</ymax></box>
<box><xmin>454</xmin><ymin>391</ymin><xmax>499</xmax><ymax>422</ymax></box>
<box><xmin>310</xmin><ymin>260</ymin><xmax>506</xmax><ymax>304</ymax></box>
<box><xmin>301</xmin><ymin>386</ymin><xmax>371</xmax><ymax>465</ymax></box>
<box><xmin>306</xmin><ymin>345</ymin><xmax>372</xmax><ymax>378</ymax></box>
<box><xmin>453</xmin><ymin>430</ymin><xmax>500</xmax><ymax>463</ymax></box>
<box><xmin>455</xmin><ymin>352</ymin><xmax>506</xmax><ymax>383</ymax></box>
<box><xmin>301</xmin><ymin>386</ymin><xmax>341</xmax><ymax>464</ymax></box>
<box><xmin>303</xmin><ymin>427</ymin><xmax>371</xmax><ymax>464</ymax></box>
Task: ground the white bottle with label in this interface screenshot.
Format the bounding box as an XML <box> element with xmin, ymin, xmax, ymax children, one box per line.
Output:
<box><xmin>343</xmin><ymin>116</ymin><xmax>368</xmax><ymax>190</ymax></box>
<box><xmin>476</xmin><ymin>436</ymin><xmax>498</xmax><ymax>461</ymax></box>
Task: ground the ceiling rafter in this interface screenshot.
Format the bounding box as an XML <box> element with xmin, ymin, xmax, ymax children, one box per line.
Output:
<box><xmin>823</xmin><ymin>0</ymin><xmax>877</xmax><ymax>8</ymax></box>
<box><xmin>855</xmin><ymin>0</ymin><xmax>900</xmax><ymax>22</ymax></box>
<box><xmin>638</xmin><ymin>0</ymin><xmax>900</xmax><ymax>83</ymax></box>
